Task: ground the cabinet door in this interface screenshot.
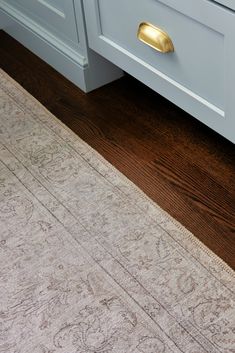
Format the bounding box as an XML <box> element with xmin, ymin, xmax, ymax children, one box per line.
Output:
<box><xmin>6</xmin><ymin>0</ymin><xmax>80</xmax><ymax>50</ymax></box>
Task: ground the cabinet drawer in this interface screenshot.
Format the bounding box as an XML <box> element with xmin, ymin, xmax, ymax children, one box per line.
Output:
<box><xmin>213</xmin><ymin>0</ymin><xmax>235</xmax><ymax>11</ymax></box>
<box><xmin>84</xmin><ymin>0</ymin><xmax>235</xmax><ymax>143</ymax></box>
<box><xmin>7</xmin><ymin>0</ymin><xmax>79</xmax><ymax>49</ymax></box>
<box><xmin>99</xmin><ymin>0</ymin><xmax>224</xmax><ymax>110</ymax></box>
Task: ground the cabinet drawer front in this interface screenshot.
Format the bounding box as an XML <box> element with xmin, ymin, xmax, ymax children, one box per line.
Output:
<box><xmin>84</xmin><ymin>0</ymin><xmax>235</xmax><ymax>143</ymax></box>
<box><xmin>7</xmin><ymin>0</ymin><xmax>79</xmax><ymax>49</ymax></box>
<box><xmin>212</xmin><ymin>0</ymin><xmax>235</xmax><ymax>11</ymax></box>
<box><xmin>99</xmin><ymin>0</ymin><xmax>224</xmax><ymax>109</ymax></box>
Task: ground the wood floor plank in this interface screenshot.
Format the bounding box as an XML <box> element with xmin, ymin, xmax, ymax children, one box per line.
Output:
<box><xmin>0</xmin><ymin>31</ymin><xmax>234</xmax><ymax>268</ymax></box>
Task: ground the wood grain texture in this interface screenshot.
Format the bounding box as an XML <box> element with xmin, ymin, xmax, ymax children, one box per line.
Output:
<box><xmin>0</xmin><ymin>31</ymin><xmax>234</xmax><ymax>269</ymax></box>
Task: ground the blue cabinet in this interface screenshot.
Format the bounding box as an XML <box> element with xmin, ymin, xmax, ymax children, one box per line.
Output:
<box><xmin>83</xmin><ymin>0</ymin><xmax>235</xmax><ymax>143</ymax></box>
<box><xmin>0</xmin><ymin>0</ymin><xmax>122</xmax><ymax>92</ymax></box>
<box><xmin>1</xmin><ymin>0</ymin><xmax>234</xmax><ymax>142</ymax></box>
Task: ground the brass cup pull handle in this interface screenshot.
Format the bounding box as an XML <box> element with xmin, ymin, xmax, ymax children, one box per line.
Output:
<box><xmin>137</xmin><ymin>22</ymin><xmax>174</xmax><ymax>53</ymax></box>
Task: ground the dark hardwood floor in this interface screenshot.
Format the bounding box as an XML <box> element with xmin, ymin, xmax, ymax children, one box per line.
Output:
<box><xmin>1</xmin><ymin>31</ymin><xmax>235</xmax><ymax>269</ymax></box>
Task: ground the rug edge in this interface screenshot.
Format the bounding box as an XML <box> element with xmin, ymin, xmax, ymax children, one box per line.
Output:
<box><xmin>1</xmin><ymin>68</ymin><xmax>234</xmax><ymax>278</ymax></box>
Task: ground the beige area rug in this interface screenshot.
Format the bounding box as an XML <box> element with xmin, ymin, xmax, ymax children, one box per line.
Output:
<box><xmin>0</xmin><ymin>69</ymin><xmax>234</xmax><ymax>353</ymax></box>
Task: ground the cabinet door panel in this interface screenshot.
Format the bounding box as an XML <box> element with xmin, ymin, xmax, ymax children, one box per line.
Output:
<box><xmin>7</xmin><ymin>0</ymin><xmax>80</xmax><ymax>49</ymax></box>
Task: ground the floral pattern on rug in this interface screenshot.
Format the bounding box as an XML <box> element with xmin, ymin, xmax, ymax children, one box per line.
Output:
<box><xmin>0</xmin><ymin>69</ymin><xmax>234</xmax><ymax>353</ymax></box>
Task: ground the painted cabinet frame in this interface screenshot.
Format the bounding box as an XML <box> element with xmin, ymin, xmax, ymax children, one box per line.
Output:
<box><xmin>0</xmin><ymin>0</ymin><xmax>123</xmax><ymax>92</ymax></box>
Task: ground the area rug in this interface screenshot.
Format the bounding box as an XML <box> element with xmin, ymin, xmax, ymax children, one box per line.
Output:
<box><xmin>0</xmin><ymin>69</ymin><xmax>234</xmax><ymax>353</ymax></box>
